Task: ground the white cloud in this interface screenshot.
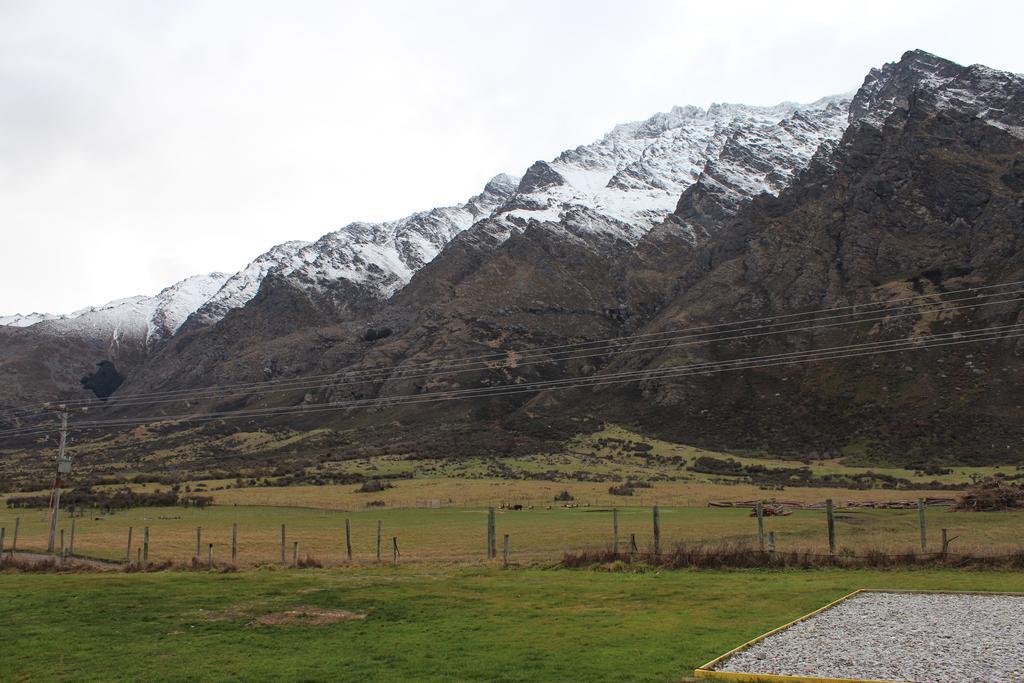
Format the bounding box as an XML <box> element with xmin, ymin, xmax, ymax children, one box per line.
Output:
<box><xmin>2</xmin><ymin>0</ymin><xmax>1022</xmax><ymax>313</ymax></box>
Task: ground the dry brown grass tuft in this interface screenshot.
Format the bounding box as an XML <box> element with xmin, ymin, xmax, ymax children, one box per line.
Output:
<box><xmin>251</xmin><ymin>607</ymin><xmax>365</xmax><ymax>626</ymax></box>
<box><xmin>562</xmin><ymin>542</ymin><xmax>1024</xmax><ymax>570</ymax></box>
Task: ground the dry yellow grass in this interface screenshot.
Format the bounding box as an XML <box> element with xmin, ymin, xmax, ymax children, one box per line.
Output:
<box><xmin>3</xmin><ymin>478</ymin><xmax>1019</xmax><ymax>568</ymax></box>
<box><xmin>205</xmin><ymin>477</ymin><xmax>957</xmax><ymax>510</ymax></box>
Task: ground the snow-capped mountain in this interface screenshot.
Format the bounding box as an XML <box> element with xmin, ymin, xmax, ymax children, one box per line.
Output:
<box><xmin>3</xmin><ymin>96</ymin><xmax>853</xmax><ymax>335</ymax></box>
<box><xmin>186</xmin><ymin>240</ymin><xmax>314</xmax><ymax>326</ymax></box>
<box><xmin>489</xmin><ymin>95</ymin><xmax>852</xmax><ymax>244</ymax></box>
<box><xmin>2</xmin><ymin>272</ymin><xmax>230</xmax><ymax>349</ymax></box>
<box><xmin>186</xmin><ymin>174</ymin><xmax>520</xmax><ymax>326</ymax></box>
<box><xmin>184</xmin><ymin>96</ymin><xmax>852</xmax><ymax>325</ymax></box>
<box><xmin>0</xmin><ymin>312</ymin><xmax>62</xmax><ymax>327</ymax></box>
<box><xmin>850</xmin><ymin>49</ymin><xmax>1024</xmax><ymax>137</ymax></box>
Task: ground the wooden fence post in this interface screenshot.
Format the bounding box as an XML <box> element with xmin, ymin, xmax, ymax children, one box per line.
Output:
<box><xmin>208</xmin><ymin>543</ymin><xmax>214</xmax><ymax>568</ymax></box>
<box><xmin>756</xmin><ymin>501</ymin><xmax>765</xmax><ymax>552</ymax></box>
<box><xmin>612</xmin><ymin>508</ymin><xmax>619</xmax><ymax>555</ymax></box>
<box><xmin>491</xmin><ymin>507</ymin><xmax>499</xmax><ymax>561</ymax></box>
<box><xmin>126</xmin><ymin>526</ymin><xmax>133</xmax><ymax>564</ymax></box>
<box><xmin>0</xmin><ymin>527</ymin><xmax>4</xmax><ymax>555</ymax></box>
<box><xmin>195</xmin><ymin>527</ymin><xmax>202</xmax><ymax>561</ymax></box>
<box><xmin>231</xmin><ymin>523</ymin><xmax>237</xmax><ymax>565</ymax></box>
<box><xmin>392</xmin><ymin>537</ymin><xmax>399</xmax><ymax>565</ymax></box>
<box><xmin>12</xmin><ymin>517</ymin><xmax>19</xmax><ymax>554</ymax></box>
<box><xmin>293</xmin><ymin>541</ymin><xmax>299</xmax><ymax>567</ymax></box>
<box><xmin>143</xmin><ymin>526</ymin><xmax>149</xmax><ymax>563</ymax></box>
<box><xmin>917</xmin><ymin>498</ymin><xmax>927</xmax><ymax>553</ymax></box>
<box><xmin>280</xmin><ymin>524</ymin><xmax>287</xmax><ymax>563</ymax></box>
<box><xmin>629</xmin><ymin>533</ymin><xmax>638</xmax><ymax>558</ymax></box>
<box><xmin>376</xmin><ymin>521</ymin><xmax>382</xmax><ymax>563</ymax></box>
<box><xmin>503</xmin><ymin>534</ymin><xmax>510</xmax><ymax>568</ymax></box>
<box><xmin>345</xmin><ymin>518</ymin><xmax>352</xmax><ymax>562</ymax></box>
<box><xmin>69</xmin><ymin>518</ymin><xmax>76</xmax><ymax>557</ymax></box>
<box><xmin>826</xmin><ymin>499</ymin><xmax>836</xmax><ymax>554</ymax></box>
<box><xmin>941</xmin><ymin>528</ymin><xmax>959</xmax><ymax>555</ymax></box>
<box><xmin>768</xmin><ymin>531</ymin><xmax>776</xmax><ymax>562</ymax></box>
<box><xmin>652</xmin><ymin>505</ymin><xmax>661</xmax><ymax>556</ymax></box>
<box><xmin>60</xmin><ymin>529</ymin><xmax>65</xmax><ymax>563</ymax></box>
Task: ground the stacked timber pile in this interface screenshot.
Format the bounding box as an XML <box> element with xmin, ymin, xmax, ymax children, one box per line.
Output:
<box><xmin>748</xmin><ymin>505</ymin><xmax>791</xmax><ymax>517</ymax></box>
<box><xmin>709</xmin><ymin>499</ymin><xmax>802</xmax><ymax>509</ymax></box>
<box><xmin>709</xmin><ymin>498</ymin><xmax>958</xmax><ymax>511</ymax></box>
<box><xmin>846</xmin><ymin>498</ymin><xmax>956</xmax><ymax>509</ymax></box>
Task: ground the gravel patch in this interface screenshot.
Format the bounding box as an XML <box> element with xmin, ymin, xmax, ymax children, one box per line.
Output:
<box><xmin>715</xmin><ymin>591</ymin><xmax>1024</xmax><ymax>682</ymax></box>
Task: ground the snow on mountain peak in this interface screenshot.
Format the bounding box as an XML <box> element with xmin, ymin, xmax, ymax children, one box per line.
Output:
<box><xmin>0</xmin><ymin>272</ymin><xmax>231</xmax><ymax>349</ymax></box>
<box><xmin>489</xmin><ymin>94</ymin><xmax>853</xmax><ymax>244</ymax></box>
<box><xmin>0</xmin><ymin>311</ymin><xmax>62</xmax><ymax>327</ymax></box>
<box><xmin>187</xmin><ymin>175</ymin><xmax>521</xmax><ymax>326</ymax></box>
<box><xmin>850</xmin><ymin>49</ymin><xmax>1024</xmax><ymax>136</ymax></box>
<box><xmin>6</xmin><ymin>97</ymin><xmax>857</xmax><ymax>336</ymax></box>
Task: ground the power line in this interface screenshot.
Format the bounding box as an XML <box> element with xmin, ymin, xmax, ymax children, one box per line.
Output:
<box><xmin>5</xmin><ymin>285</ymin><xmax>1023</xmax><ymax>420</ymax></box>
<box><xmin>5</xmin><ymin>278</ymin><xmax>1021</xmax><ymax>416</ymax></box>
<box><xmin>2</xmin><ymin>321</ymin><xmax>1019</xmax><ymax>440</ymax></box>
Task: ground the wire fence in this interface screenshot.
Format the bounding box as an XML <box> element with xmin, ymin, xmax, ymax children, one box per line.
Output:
<box><xmin>2</xmin><ymin>500</ymin><xmax>1022</xmax><ymax>571</ymax></box>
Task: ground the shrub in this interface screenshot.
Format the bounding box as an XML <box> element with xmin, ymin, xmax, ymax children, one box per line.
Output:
<box><xmin>356</xmin><ymin>480</ymin><xmax>394</xmax><ymax>493</ymax></box>
<box><xmin>954</xmin><ymin>479</ymin><xmax>1024</xmax><ymax>511</ymax></box>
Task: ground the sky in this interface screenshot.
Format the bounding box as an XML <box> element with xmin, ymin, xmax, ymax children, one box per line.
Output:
<box><xmin>2</xmin><ymin>0</ymin><xmax>1023</xmax><ymax>315</ymax></box>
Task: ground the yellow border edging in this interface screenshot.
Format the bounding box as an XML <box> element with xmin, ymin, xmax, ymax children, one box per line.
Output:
<box><xmin>693</xmin><ymin>589</ymin><xmax>1024</xmax><ymax>683</ymax></box>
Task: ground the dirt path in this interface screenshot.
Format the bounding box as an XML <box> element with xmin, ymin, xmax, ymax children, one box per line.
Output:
<box><xmin>5</xmin><ymin>551</ymin><xmax>123</xmax><ymax>570</ymax></box>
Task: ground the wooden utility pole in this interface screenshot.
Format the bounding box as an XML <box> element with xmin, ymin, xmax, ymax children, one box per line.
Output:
<box><xmin>45</xmin><ymin>404</ymin><xmax>86</xmax><ymax>553</ymax></box>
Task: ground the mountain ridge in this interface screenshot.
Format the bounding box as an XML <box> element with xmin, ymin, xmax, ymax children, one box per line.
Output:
<box><xmin>4</xmin><ymin>49</ymin><xmax>1023</xmax><ymax>475</ymax></box>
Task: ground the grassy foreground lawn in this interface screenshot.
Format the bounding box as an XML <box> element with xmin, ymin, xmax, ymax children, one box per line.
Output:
<box><xmin>3</xmin><ymin>567</ymin><xmax>1024</xmax><ymax>682</ymax></box>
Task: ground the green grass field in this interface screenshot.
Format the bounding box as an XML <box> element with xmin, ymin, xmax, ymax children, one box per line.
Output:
<box><xmin>3</xmin><ymin>567</ymin><xmax>1023</xmax><ymax>682</ymax></box>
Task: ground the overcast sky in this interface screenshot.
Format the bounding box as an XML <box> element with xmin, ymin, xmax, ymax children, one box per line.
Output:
<box><xmin>2</xmin><ymin>0</ymin><xmax>1023</xmax><ymax>314</ymax></box>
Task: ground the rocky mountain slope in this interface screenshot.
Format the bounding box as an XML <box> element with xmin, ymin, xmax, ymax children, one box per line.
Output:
<box><xmin>573</xmin><ymin>49</ymin><xmax>1024</xmax><ymax>465</ymax></box>
<box><xmin>0</xmin><ymin>89</ymin><xmax>853</xmax><ymax>410</ymax></box>
<box><xmin>4</xmin><ymin>50</ymin><xmax>1023</xmax><ymax>472</ymax></box>
<box><xmin>0</xmin><ymin>273</ymin><xmax>230</xmax><ymax>407</ymax></box>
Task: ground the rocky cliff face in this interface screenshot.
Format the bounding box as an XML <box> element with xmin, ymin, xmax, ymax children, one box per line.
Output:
<box><xmin>5</xmin><ymin>50</ymin><xmax>1022</xmax><ymax>469</ymax></box>
<box><xmin>565</xmin><ymin>50</ymin><xmax>1024</xmax><ymax>464</ymax></box>
<box><xmin>0</xmin><ymin>273</ymin><xmax>229</xmax><ymax>407</ymax></box>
